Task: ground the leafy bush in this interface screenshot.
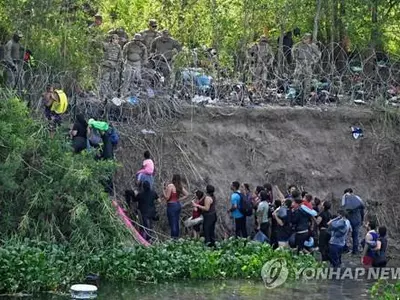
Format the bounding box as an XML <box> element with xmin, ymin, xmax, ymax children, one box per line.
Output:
<box><xmin>0</xmin><ymin>96</ymin><xmax>130</xmax><ymax>248</ymax></box>
<box><xmin>370</xmin><ymin>280</ymin><xmax>400</xmax><ymax>299</ymax></box>
<box><xmin>0</xmin><ymin>238</ymin><xmax>319</xmax><ymax>294</ymax></box>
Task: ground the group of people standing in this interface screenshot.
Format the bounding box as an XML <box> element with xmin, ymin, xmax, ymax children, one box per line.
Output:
<box><xmin>130</xmin><ymin>166</ymin><xmax>388</xmax><ymax>268</ymax></box>
<box><xmin>99</xmin><ymin>19</ymin><xmax>182</xmax><ymax>100</ymax></box>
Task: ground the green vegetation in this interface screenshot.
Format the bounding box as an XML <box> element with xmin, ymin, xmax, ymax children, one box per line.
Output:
<box><xmin>1</xmin><ymin>0</ymin><xmax>399</xmax><ymax>89</ymax></box>
<box><xmin>0</xmin><ymin>238</ymin><xmax>319</xmax><ymax>294</ymax></box>
<box><xmin>370</xmin><ymin>280</ymin><xmax>400</xmax><ymax>299</ymax></box>
<box><xmin>0</xmin><ymin>96</ymin><xmax>130</xmax><ymax>248</ymax></box>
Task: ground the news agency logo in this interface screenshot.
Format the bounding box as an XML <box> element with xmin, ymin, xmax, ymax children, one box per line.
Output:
<box><xmin>261</xmin><ymin>259</ymin><xmax>400</xmax><ymax>289</ymax></box>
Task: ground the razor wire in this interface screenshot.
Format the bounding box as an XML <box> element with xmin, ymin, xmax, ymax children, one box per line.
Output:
<box><xmin>2</xmin><ymin>42</ymin><xmax>400</xmax><ymax>127</ymax></box>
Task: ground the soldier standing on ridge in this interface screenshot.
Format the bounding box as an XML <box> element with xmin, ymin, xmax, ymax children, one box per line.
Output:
<box><xmin>88</xmin><ymin>13</ymin><xmax>103</xmax><ymax>29</ymax></box>
<box><xmin>121</xmin><ymin>33</ymin><xmax>148</xmax><ymax>96</ymax></box>
<box><xmin>151</xmin><ymin>29</ymin><xmax>182</xmax><ymax>79</ymax></box>
<box><xmin>108</xmin><ymin>28</ymin><xmax>129</xmax><ymax>48</ymax></box>
<box><xmin>251</xmin><ymin>35</ymin><xmax>274</xmax><ymax>88</ymax></box>
<box><xmin>100</xmin><ymin>34</ymin><xmax>122</xmax><ymax>101</ymax></box>
<box><xmin>140</xmin><ymin>19</ymin><xmax>161</xmax><ymax>52</ymax></box>
<box><xmin>292</xmin><ymin>33</ymin><xmax>321</xmax><ymax>104</ymax></box>
<box><xmin>3</xmin><ymin>31</ymin><xmax>24</xmax><ymax>88</ymax></box>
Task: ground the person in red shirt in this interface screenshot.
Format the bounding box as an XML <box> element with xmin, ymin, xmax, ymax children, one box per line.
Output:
<box><xmin>302</xmin><ymin>193</ymin><xmax>313</xmax><ymax>209</ymax></box>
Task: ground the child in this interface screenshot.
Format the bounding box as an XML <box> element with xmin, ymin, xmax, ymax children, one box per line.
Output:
<box><xmin>184</xmin><ymin>190</ymin><xmax>204</xmax><ymax>238</ymax></box>
<box><xmin>136</xmin><ymin>151</ymin><xmax>155</xmax><ymax>189</ymax></box>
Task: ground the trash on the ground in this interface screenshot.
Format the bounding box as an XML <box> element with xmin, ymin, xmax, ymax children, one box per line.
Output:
<box><xmin>191</xmin><ymin>95</ymin><xmax>212</xmax><ymax>104</ymax></box>
<box><xmin>146</xmin><ymin>88</ymin><xmax>155</xmax><ymax>98</ymax></box>
<box><xmin>111</xmin><ymin>97</ymin><xmax>122</xmax><ymax>106</ymax></box>
<box><xmin>141</xmin><ymin>129</ymin><xmax>156</xmax><ymax>135</ymax></box>
<box><xmin>128</xmin><ymin>96</ymin><xmax>139</xmax><ymax>105</ymax></box>
<box><xmin>351</xmin><ymin>126</ymin><xmax>363</xmax><ymax>139</ymax></box>
<box><xmin>70</xmin><ymin>284</ymin><xmax>98</xmax><ymax>299</ymax></box>
<box><xmin>353</xmin><ymin>99</ymin><xmax>366</xmax><ymax>105</ymax></box>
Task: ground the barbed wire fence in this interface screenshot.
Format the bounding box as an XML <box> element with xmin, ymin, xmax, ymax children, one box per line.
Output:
<box><xmin>2</xmin><ymin>42</ymin><xmax>400</xmax><ymax>242</ymax></box>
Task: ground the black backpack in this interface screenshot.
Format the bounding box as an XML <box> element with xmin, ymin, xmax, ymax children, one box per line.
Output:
<box><xmin>236</xmin><ymin>192</ymin><xmax>253</xmax><ymax>217</ymax></box>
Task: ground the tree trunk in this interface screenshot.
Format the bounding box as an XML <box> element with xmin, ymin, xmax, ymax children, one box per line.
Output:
<box><xmin>312</xmin><ymin>0</ymin><xmax>323</xmax><ymax>42</ymax></box>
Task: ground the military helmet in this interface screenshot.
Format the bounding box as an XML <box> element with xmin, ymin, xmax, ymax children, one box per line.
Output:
<box><xmin>302</xmin><ymin>33</ymin><xmax>312</xmax><ymax>40</ymax></box>
<box><xmin>133</xmin><ymin>33</ymin><xmax>142</xmax><ymax>41</ymax></box>
<box><xmin>14</xmin><ymin>31</ymin><xmax>23</xmax><ymax>39</ymax></box>
<box><xmin>259</xmin><ymin>35</ymin><xmax>268</xmax><ymax>42</ymax></box>
<box><xmin>94</xmin><ymin>13</ymin><xmax>102</xmax><ymax>19</ymax></box>
<box><xmin>149</xmin><ymin>19</ymin><xmax>157</xmax><ymax>26</ymax></box>
<box><xmin>161</xmin><ymin>29</ymin><xmax>170</xmax><ymax>35</ymax></box>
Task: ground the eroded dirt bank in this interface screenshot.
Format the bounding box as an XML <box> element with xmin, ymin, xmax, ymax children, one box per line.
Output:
<box><xmin>115</xmin><ymin>105</ymin><xmax>400</xmax><ymax>239</ymax></box>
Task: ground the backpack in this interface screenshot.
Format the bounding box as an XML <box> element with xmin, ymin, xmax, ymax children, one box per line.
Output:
<box><xmin>108</xmin><ymin>126</ymin><xmax>120</xmax><ymax>145</ymax></box>
<box><xmin>236</xmin><ymin>192</ymin><xmax>253</xmax><ymax>217</ymax></box>
<box><xmin>88</xmin><ymin>128</ymin><xmax>102</xmax><ymax>147</ymax></box>
<box><xmin>332</xmin><ymin>219</ymin><xmax>348</xmax><ymax>238</ymax></box>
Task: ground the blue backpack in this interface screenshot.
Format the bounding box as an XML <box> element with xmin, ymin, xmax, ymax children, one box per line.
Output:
<box><xmin>108</xmin><ymin>126</ymin><xmax>120</xmax><ymax>145</ymax></box>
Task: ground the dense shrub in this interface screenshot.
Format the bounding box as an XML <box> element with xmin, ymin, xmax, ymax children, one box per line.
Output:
<box><xmin>0</xmin><ymin>96</ymin><xmax>130</xmax><ymax>248</ymax></box>
<box><xmin>0</xmin><ymin>238</ymin><xmax>319</xmax><ymax>293</ymax></box>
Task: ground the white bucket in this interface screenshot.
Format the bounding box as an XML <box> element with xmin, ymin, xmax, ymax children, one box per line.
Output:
<box><xmin>70</xmin><ymin>284</ymin><xmax>98</xmax><ymax>299</ymax></box>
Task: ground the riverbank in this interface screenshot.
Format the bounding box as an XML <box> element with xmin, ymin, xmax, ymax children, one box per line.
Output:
<box><xmin>0</xmin><ymin>239</ymin><xmax>318</xmax><ymax>294</ymax></box>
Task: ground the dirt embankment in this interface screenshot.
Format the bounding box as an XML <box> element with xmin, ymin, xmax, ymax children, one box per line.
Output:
<box><xmin>115</xmin><ymin>105</ymin><xmax>400</xmax><ymax>240</ymax></box>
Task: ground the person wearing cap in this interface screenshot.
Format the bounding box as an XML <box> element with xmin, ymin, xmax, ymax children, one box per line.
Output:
<box><xmin>139</xmin><ymin>19</ymin><xmax>161</xmax><ymax>51</ymax></box>
<box><xmin>88</xmin><ymin>13</ymin><xmax>103</xmax><ymax>28</ymax></box>
<box><xmin>3</xmin><ymin>31</ymin><xmax>24</xmax><ymax>88</ymax></box>
<box><xmin>121</xmin><ymin>33</ymin><xmax>148</xmax><ymax>96</ymax></box>
<box><xmin>291</xmin><ymin>33</ymin><xmax>321</xmax><ymax>104</ymax></box>
<box><xmin>247</xmin><ymin>35</ymin><xmax>274</xmax><ymax>88</ymax></box>
<box><xmin>150</xmin><ymin>29</ymin><xmax>182</xmax><ymax>78</ymax></box>
<box><xmin>108</xmin><ymin>28</ymin><xmax>129</xmax><ymax>47</ymax></box>
<box><xmin>100</xmin><ymin>34</ymin><xmax>122</xmax><ymax>100</ymax></box>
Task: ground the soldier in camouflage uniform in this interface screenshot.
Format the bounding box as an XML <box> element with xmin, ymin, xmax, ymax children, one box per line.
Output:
<box><xmin>150</xmin><ymin>29</ymin><xmax>182</xmax><ymax>78</ymax></box>
<box><xmin>3</xmin><ymin>31</ymin><xmax>24</xmax><ymax>88</ymax></box>
<box><xmin>292</xmin><ymin>33</ymin><xmax>321</xmax><ymax>103</ymax></box>
<box><xmin>100</xmin><ymin>34</ymin><xmax>122</xmax><ymax>100</ymax></box>
<box><xmin>108</xmin><ymin>28</ymin><xmax>129</xmax><ymax>48</ymax></box>
<box><xmin>248</xmin><ymin>36</ymin><xmax>274</xmax><ymax>86</ymax></box>
<box><xmin>139</xmin><ymin>19</ymin><xmax>160</xmax><ymax>52</ymax></box>
<box><xmin>121</xmin><ymin>33</ymin><xmax>148</xmax><ymax>96</ymax></box>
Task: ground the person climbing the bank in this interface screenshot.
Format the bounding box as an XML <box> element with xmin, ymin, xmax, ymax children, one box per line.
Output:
<box><xmin>361</xmin><ymin>219</ymin><xmax>379</xmax><ymax>267</ymax></box>
<box><xmin>136</xmin><ymin>150</ymin><xmax>155</xmax><ymax>189</ymax></box>
<box><xmin>272</xmin><ymin>198</ymin><xmax>293</xmax><ymax>248</ymax></box>
<box><xmin>242</xmin><ymin>183</ymin><xmax>254</xmax><ymax>237</ymax></box>
<box><xmin>373</xmin><ymin>226</ymin><xmax>388</xmax><ymax>268</ymax></box>
<box><xmin>341</xmin><ymin>188</ymin><xmax>365</xmax><ymax>254</ymax></box>
<box><xmin>228</xmin><ymin>181</ymin><xmax>248</xmax><ymax>238</ymax></box>
<box><xmin>316</xmin><ymin>201</ymin><xmax>333</xmax><ymax>262</ymax></box>
<box><xmin>327</xmin><ymin>209</ymin><xmax>351</xmax><ymax>267</ymax></box>
<box><xmin>291</xmin><ymin>193</ymin><xmax>312</xmax><ymax>254</ymax></box>
<box><xmin>193</xmin><ymin>185</ymin><xmax>217</xmax><ymax>247</ymax></box>
<box><xmin>70</xmin><ymin>114</ymin><xmax>89</xmax><ymax>153</ymax></box>
<box><xmin>256</xmin><ymin>190</ymin><xmax>270</xmax><ymax>238</ymax></box>
<box><xmin>163</xmin><ymin>174</ymin><xmax>189</xmax><ymax>238</ymax></box>
<box><xmin>42</xmin><ymin>84</ymin><xmax>68</xmax><ymax>138</ymax></box>
<box><xmin>187</xmin><ymin>190</ymin><xmax>205</xmax><ymax>239</ymax></box>
<box><xmin>134</xmin><ymin>180</ymin><xmax>159</xmax><ymax>242</ymax></box>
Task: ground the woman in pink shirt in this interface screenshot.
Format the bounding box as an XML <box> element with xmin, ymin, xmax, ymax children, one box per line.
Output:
<box><xmin>136</xmin><ymin>151</ymin><xmax>155</xmax><ymax>189</ymax></box>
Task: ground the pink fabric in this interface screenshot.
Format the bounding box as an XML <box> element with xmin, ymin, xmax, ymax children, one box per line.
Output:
<box><xmin>112</xmin><ymin>200</ymin><xmax>151</xmax><ymax>247</ymax></box>
<box><xmin>137</xmin><ymin>159</ymin><xmax>154</xmax><ymax>175</ymax></box>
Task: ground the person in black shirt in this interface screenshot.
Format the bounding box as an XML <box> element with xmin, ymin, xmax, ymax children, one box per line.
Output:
<box><xmin>135</xmin><ymin>181</ymin><xmax>159</xmax><ymax>241</ymax></box>
<box><xmin>316</xmin><ymin>201</ymin><xmax>333</xmax><ymax>261</ymax></box>
<box><xmin>70</xmin><ymin>114</ymin><xmax>88</xmax><ymax>153</ymax></box>
<box><xmin>272</xmin><ymin>199</ymin><xmax>293</xmax><ymax>248</ymax></box>
<box><xmin>291</xmin><ymin>197</ymin><xmax>311</xmax><ymax>254</ymax></box>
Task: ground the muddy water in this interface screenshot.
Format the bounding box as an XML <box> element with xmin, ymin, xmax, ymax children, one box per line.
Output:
<box><xmin>2</xmin><ymin>279</ymin><xmax>373</xmax><ymax>300</ymax></box>
<box><xmin>66</xmin><ymin>280</ymin><xmax>371</xmax><ymax>300</ymax></box>
<box><xmin>91</xmin><ymin>280</ymin><xmax>372</xmax><ymax>300</ymax></box>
